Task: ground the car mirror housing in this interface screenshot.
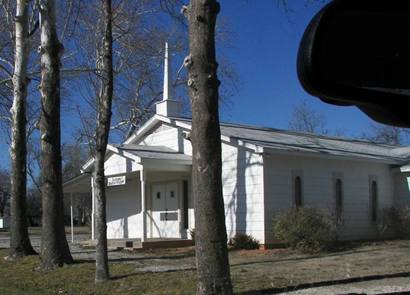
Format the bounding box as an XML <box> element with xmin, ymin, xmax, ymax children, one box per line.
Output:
<box><xmin>298</xmin><ymin>0</ymin><xmax>410</xmax><ymax>127</ymax></box>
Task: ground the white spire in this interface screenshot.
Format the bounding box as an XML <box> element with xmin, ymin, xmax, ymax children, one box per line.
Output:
<box><xmin>163</xmin><ymin>42</ymin><xmax>171</xmax><ymax>101</ymax></box>
<box><xmin>155</xmin><ymin>42</ymin><xmax>182</xmax><ymax>117</ymax></box>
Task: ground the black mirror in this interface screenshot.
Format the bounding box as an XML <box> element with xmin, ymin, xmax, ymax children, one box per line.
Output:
<box><xmin>298</xmin><ymin>0</ymin><xmax>410</xmax><ymax>127</ymax></box>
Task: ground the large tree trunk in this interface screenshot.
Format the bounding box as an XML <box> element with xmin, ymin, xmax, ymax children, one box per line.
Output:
<box><xmin>186</xmin><ymin>1</ymin><xmax>233</xmax><ymax>294</ymax></box>
<box><xmin>93</xmin><ymin>0</ymin><xmax>113</xmax><ymax>283</ymax></box>
<box><xmin>7</xmin><ymin>0</ymin><xmax>37</xmax><ymax>260</ymax></box>
<box><xmin>39</xmin><ymin>0</ymin><xmax>73</xmax><ymax>269</ymax></box>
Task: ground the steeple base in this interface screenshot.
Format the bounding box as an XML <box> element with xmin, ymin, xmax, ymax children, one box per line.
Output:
<box><xmin>155</xmin><ymin>99</ymin><xmax>182</xmax><ymax>117</ymax></box>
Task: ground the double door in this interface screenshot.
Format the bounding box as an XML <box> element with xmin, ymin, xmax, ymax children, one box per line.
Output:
<box><xmin>151</xmin><ymin>182</ymin><xmax>179</xmax><ymax>238</ymax></box>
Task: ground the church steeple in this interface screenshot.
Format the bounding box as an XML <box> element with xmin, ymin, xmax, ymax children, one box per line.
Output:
<box><xmin>155</xmin><ymin>42</ymin><xmax>182</xmax><ymax>117</ymax></box>
<box><xmin>163</xmin><ymin>42</ymin><xmax>171</xmax><ymax>101</ymax></box>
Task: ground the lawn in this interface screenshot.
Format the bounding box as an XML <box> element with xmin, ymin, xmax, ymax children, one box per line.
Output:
<box><xmin>0</xmin><ymin>250</ymin><xmax>197</xmax><ymax>295</ymax></box>
<box><xmin>0</xmin><ymin>240</ymin><xmax>410</xmax><ymax>294</ymax></box>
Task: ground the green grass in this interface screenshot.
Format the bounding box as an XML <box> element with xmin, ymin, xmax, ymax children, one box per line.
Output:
<box><xmin>0</xmin><ymin>249</ymin><xmax>197</xmax><ymax>295</ymax></box>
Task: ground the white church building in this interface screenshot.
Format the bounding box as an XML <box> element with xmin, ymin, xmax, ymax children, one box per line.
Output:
<box><xmin>64</xmin><ymin>45</ymin><xmax>410</xmax><ymax>247</ymax></box>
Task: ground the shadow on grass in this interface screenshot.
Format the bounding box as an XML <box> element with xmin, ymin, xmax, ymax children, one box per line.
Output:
<box><xmin>240</xmin><ymin>271</ymin><xmax>410</xmax><ymax>294</ymax></box>
<box><xmin>73</xmin><ymin>247</ymin><xmax>381</xmax><ymax>267</ymax></box>
<box><xmin>73</xmin><ymin>253</ymin><xmax>195</xmax><ymax>265</ymax></box>
<box><xmin>229</xmin><ymin>247</ymin><xmax>382</xmax><ymax>269</ymax></box>
<box><xmin>73</xmin><ymin>259</ymin><xmax>94</xmax><ymax>265</ymax></box>
<box><xmin>110</xmin><ymin>266</ymin><xmax>197</xmax><ymax>280</ymax></box>
<box><xmin>108</xmin><ymin>254</ymin><xmax>194</xmax><ymax>263</ymax></box>
<box><xmin>110</xmin><ymin>273</ymin><xmax>140</xmax><ymax>281</ymax></box>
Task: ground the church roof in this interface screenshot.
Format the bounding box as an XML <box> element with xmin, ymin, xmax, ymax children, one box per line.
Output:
<box><xmin>170</xmin><ymin>117</ymin><xmax>410</xmax><ymax>164</ymax></box>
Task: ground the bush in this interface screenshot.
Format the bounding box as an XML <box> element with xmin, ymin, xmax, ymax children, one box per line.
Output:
<box><xmin>397</xmin><ymin>207</ymin><xmax>410</xmax><ymax>238</ymax></box>
<box><xmin>377</xmin><ymin>206</ymin><xmax>410</xmax><ymax>238</ymax></box>
<box><xmin>230</xmin><ymin>233</ymin><xmax>260</xmax><ymax>250</ymax></box>
<box><xmin>273</xmin><ymin>207</ymin><xmax>337</xmax><ymax>253</ymax></box>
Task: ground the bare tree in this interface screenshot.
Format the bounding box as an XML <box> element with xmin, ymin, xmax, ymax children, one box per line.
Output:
<box><xmin>185</xmin><ymin>0</ymin><xmax>233</xmax><ymax>294</ymax></box>
<box><xmin>289</xmin><ymin>99</ymin><xmax>328</xmax><ymax>134</ymax></box>
<box><xmin>7</xmin><ymin>0</ymin><xmax>37</xmax><ymax>260</ymax></box>
<box><xmin>38</xmin><ymin>0</ymin><xmax>73</xmax><ymax>269</ymax></box>
<box><xmin>362</xmin><ymin>123</ymin><xmax>409</xmax><ymax>145</ymax></box>
<box><xmin>93</xmin><ymin>0</ymin><xmax>114</xmax><ymax>283</ymax></box>
<box><xmin>62</xmin><ymin>143</ymin><xmax>89</xmax><ymax>181</ymax></box>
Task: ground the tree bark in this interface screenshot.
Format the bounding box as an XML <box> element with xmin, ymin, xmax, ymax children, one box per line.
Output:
<box><xmin>93</xmin><ymin>0</ymin><xmax>113</xmax><ymax>283</ymax></box>
<box><xmin>7</xmin><ymin>0</ymin><xmax>37</xmax><ymax>260</ymax></box>
<box><xmin>39</xmin><ymin>0</ymin><xmax>73</xmax><ymax>269</ymax></box>
<box><xmin>186</xmin><ymin>1</ymin><xmax>233</xmax><ymax>294</ymax></box>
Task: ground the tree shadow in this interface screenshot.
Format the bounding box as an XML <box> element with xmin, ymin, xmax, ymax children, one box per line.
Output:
<box><xmin>229</xmin><ymin>247</ymin><xmax>382</xmax><ymax>269</ymax></box>
<box><xmin>240</xmin><ymin>271</ymin><xmax>410</xmax><ymax>294</ymax></box>
<box><xmin>108</xmin><ymin>252</ymin><xmax>195</xmax><ymax>263</ymax></box>
<box><xmin>223</xmin><ymin>141</ymin><xmax>263</xmax><ymax>242</ymax></box>
<box><xmin>109</xmin><ymin>266</ymin><xmax>197</xmax><ymax>281</ymax></box>
<box><xmin>73</xmin><ymin>259</ymin><xmax>94</xmax><ymax>264</ymax></box>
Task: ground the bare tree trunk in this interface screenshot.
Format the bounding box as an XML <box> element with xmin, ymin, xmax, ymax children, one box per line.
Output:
<box><xmin>7</xmin><ymin>0</ymin><xmax>37</xmax><ymax>260</ymax></box>
<box><xmin>185</xmin><ymin>1</ymin><xmax>233</xmax><ymax>294</ymax></box>
<box><xmin>39</xmin><ymin>0</ymin><xmax>73</xmax><ymax>269</ymax></box>
<box><xmin>93</xmin><ymin>0</ymin><xmax>113</xmax><ymax>283</ymax></box>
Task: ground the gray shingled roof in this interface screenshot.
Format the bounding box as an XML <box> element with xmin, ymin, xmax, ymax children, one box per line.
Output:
<box><xmin>171</xmin><ymin>117</ymin><xmax>410</xmax><ymax>163</ymax></box>
<box><xmin>112</xmin><ymin>144</ymin><xmax>192</xmax><ymax>162</ymax></box>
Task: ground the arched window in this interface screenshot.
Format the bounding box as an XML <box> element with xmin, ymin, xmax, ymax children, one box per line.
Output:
<box><xmin>335</xmin><ymin>179</ymin><xmax>343</xmax><ymax>222</ymax></box>
<box><xmin>294</xmin><ymin>176</ymin><xmax>303</xmax><ymax>208</ymax></box>
<box><xmin>371</xmin><ymin>180</ymin><xmax>378</xmax><ymax>222</ymax></box>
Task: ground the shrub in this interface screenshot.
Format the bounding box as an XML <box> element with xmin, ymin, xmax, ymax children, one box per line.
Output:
<box><xmin>273</xmin><ymin>207</ymin><xmax>337</xmax><ymax>253</ymax></box>
<box><xmin>397</xmin><ymin>207</ymin><xmax>410</xmax><ymax>238</ymax></box>
<box><xmin>377</xmin><ymin>206</ymin><xmax>410</xmax><ymax>238</ymax></box>
<box><xmin>230</xmin><ymin>233</ymin><xmax>260</xmax><ymax>250</ymax></box>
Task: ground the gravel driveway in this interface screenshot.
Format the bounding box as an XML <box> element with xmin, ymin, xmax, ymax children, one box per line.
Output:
<box><xmin>277</xmin><ymin>277</ymin><xmax>410</xmax><ymax>295</ymax></box>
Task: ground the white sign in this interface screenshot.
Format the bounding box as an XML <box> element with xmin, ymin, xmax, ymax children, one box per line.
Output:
<box><xmin>107</xmin><ymin>176</ymin><xmax>126</xmax><ymax>187</ymax></box>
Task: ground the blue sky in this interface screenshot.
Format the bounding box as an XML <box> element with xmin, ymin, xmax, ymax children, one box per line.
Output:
<box><xmin>1</xmin><ymin>0</ymin><xmax>377</xmax><ymax>170</ymax></box>
<box><xmin>217</xmin><ymin>0</ymin><xmax>373</xmax><ymax>134</ymax></box>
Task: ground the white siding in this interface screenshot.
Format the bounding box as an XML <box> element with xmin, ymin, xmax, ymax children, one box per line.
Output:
<box><xmin>106</xmin><ymin>177</ymin><xmax>142</xmax><ymax>239</ymax></box>
<box><xmin>104</xmin><ymin>153</ymin><xmax>139</xmax><ymax>176</ymax></box>
<box><xmin>394</xmin><ymin>172</ymin><xmax>410</xmax><ymax>207</ymax></box>
<box><xmin>137</xmin><ymin>123</ymin><xmax>180</xmax><ymax>151</ymax></box>
<box><xmin>264</xmin><ymin>154</ymin><xmax>395</xmax><ymax>242</ymax></box>
<box><xmin>221</xmin><ymin>142</ymin><xmax>265</xmax><ymax>244</ymax></box>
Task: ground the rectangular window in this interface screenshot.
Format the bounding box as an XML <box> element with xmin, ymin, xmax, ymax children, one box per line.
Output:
<box><xmin>183</xmin><ymin>180</ymin><xmax>189</xmax><ymax>229</ymax></box>
<box><xmin>292</xmin><ymin>171</ymin><xmax>304</xmax><ymax>208</ymax></box>
<box><xmin>335</xmin><ymin>178</ymin><xmax>343</xmax><ymax>222</ymax></box>
<box><xmin>294</xmin><ymin>176</ymin><xmax>303</xmax><ymax>207</ymax></box>
<box><xmin>333</xmin><ymin>172</ymin><xmax>344</xmax><ymax>223</ymax></box>
<box><xmin>370</xmin><ymin>176</ymin><xmax>378</xmax><ymax>222</ymax></box>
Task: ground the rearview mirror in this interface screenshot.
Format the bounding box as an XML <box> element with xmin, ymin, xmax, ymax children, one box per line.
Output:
<box><xmin>298</xmin><ymin>0</ymin><xmax>410</xmax><ymax>127</ymax></box>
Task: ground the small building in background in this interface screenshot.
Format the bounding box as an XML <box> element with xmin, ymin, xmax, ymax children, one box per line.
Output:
<box><xmin>0</xmin><ymin>216</ymin><xmax>9</xmax><ymax>230</ymax></box>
